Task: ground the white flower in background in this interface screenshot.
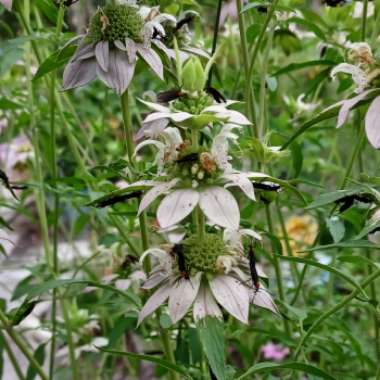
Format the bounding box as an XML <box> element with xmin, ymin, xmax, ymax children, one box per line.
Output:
<box><xmin>134</xmin><ymin>125</ymin><xmax>269</xmax><ymax>230</ymax></box>
<box><xmin>284</xmin><ymin>94</ymin><xmax>320</xmax><ymax>114</ymax></box>
<box><xmin>329</xmin><ymin>42</ymin><xmax>380</xmax><ymax>149</ymax></box>
<box><xmin>331</xmin><ymin>43</ymin><xmax>379</xmax><ymax>94</ymax></box>
<box><xmin>62</xmin><ymin>4</ymin><xmax>176</xmax><ymax>94</ymax></box>
<box><xmin>0</xmin><ymin>0</ymin><xmax>11</xmax><ymax>10</ymax></box>
<box><xmin>353</xmin><ymin>1</ymin><xmax>374</xmax><ymax>19</ymax></box>
<box><xmin>331</xmin><ymin>63</ymin><xmax>369</xmax><ymax>94</ymax></box>
<box><xmin>138</xmin><ymin>231</ymin><xmax>278</xmax><ymax>325</ymax></box>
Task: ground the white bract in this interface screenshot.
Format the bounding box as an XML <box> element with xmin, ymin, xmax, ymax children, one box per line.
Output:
<box><xmin>138</xmin><ymin>99</ymin><xmax>251</xmax><ymax>135</ymax></box>
<box><xmin>138</xmin><ymin>232</ymin><xmax>278</xmax><ymax>326</ymax></box>
<box><xmin>62</xmin><ymin>4</ymin><xmax>176</xmax><ymax>94</ymax></box>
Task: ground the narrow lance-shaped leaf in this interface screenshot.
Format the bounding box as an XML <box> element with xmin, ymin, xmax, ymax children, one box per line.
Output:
<box><xmin>197</xmin><ymin>317</ymin><xmax>226</xmax><ymax>380</ymax></box>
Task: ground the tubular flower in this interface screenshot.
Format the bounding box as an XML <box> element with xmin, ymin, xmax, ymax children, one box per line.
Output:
<box><xmin>133</xmin><ymin>126</ymin><xmax>269</xmax><ymax>230</ymax></box>
<box><xmin>62</xmin><ymin>4</ymin><xmax>177</xmax><ymax>94</ymax></box>
<box><xmin>138</xmin><ymin>232</ymin><xmax>278</xmax><ymax>325</ymax></box>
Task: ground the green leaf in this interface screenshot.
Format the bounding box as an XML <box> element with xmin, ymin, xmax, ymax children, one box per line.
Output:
<box><xmin>273</xmin><ymin>60</ymin><xmax>336</xmax><ymax>77</ymax></box>
<box><xmin>198</xmin><ymin>317</ymin><xmax>226</xmax><ymax>380</ymax></box>
<box><xmin>26</xmin><ymin>343</ymin><xmax>45</xmax><ymax>380</ymax></box>
<box><xmin>300</xmin><ymin>240</ymin><xmax>380</xmax><ymax>252</ymax></box>
<box><xmin>337</xmin><ymin>255</ymin><xmax>379</xmax><ymax>269</ymax></box>
<box><xmin>33</xmin><ymin>45</ymin><xmax>76</xmax><ymax>81</ymax></box>
<box><xmin>0</xmin><ymin>97</ymin><xmax>23</xmax><ymax>110</ymax></box>
<box><xmin>238</xmin><ymin>361</ymin><xmax>338</xmax><ymax>380</ymax></box>
<box><xmin>355</xmin><ymin>216</ymin><xmax>380</xmax><ymax>239</ymax></box>
<box><xmin>286</xmin><ymin>17</ymin><xmax>326</xmax><ymax>40</ymax></box>
<box><xmin>87</xmin><ymin>184</ymin><xmax>152</xmax><ymax>208</ymax></box>
<box><xmin>306</xmin><ymin>190</ymin><xmax>357</xmax><ymax>209</ymax></box>
<box><xmin>35</xmin><ymin>0</ymin><xmax>59</xmax><ymax>23</ymax></box>
<box><xmin>99</xmin><ymin>348</ymin><xmax>191</xmax><ymax>378</ymax></box>
<box><xmin>326</xmin><ymin>216</ymin><xmax>345</xmax><ymax>243</ymax></box>
<box><xmin>276</xmin><ymin>255</ymin><xmax>367</xmax><ymax>296</ymax></box>
<box><xmin>289</xmin><ymin>141</ymin><xmax>303</xmax><ymax>178</ymax></box>
<box><xmin>15</xmin><ymin>279</ymin><xmax>141</xmax><ymax>307</ymax></box>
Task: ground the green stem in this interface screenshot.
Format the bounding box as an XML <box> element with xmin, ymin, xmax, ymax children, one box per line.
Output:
<box><xmin>236</xmin><ymin>0</ymin><xmax>257</xmax><ymax>135</ymax></box>
<box><xmin>361</xmin><ymin>0</ymin><xmax>369</xmax><ymax>40</ymax></box>
<box><xmin>120</xmin><ymin>90</ymin><xmax>135</xmax><ymax>164</ymax></box>
<box><xmin>207</xmin><ymin>0</ymin><xmax>223</xmax><ymax>87</ymax></box>
<box><xmin>275</xmin><ymin>200</ymin><xmax>306</xmax><ymax>303</ymax></box>
<box><xmin>293</xmin><ymin>267</ymin><xmax>380</xmax><ymax>359</ymax></box>
<box><xmin>0</xmin><ymin>310</ymin><xmax>48</xmax><ymax>380</ymax></box>
<box><xmin>257</xmin><ymin>25</ymin><xmax>274</xmax><ymax>137</ymax></box>
<box><xmin>366</xmin><ymin>250</ymin><xmax>380</xmax><ymax>359</ymax></box>
<box><xmin>120</xmin><ymin>90</ymin><xmax>150</xmax><ymax>260</ymax></box>
<box><xmin>338</xmin><ymin>124</ymin><xmax>366</xmax><ymax>190</ymax></box>
<box><xmin>246</xmin><ymin>0</ymin><xmax>279</xmax><ymax>130</ymax></box>
<box><xmin>0</xmin><ymin>330</ymin><xmax>26</xmax><ymax>380</ymax></box>
<box><xmin>159</xmin><ymin>326</ymin><xmax>179</xmax><ymax>380</ymax></box>
<box><xmin>290</xmin><ymin>265</ymin><xmax>308</xmax><ymax>305</ymax></box>
<box><xmin>49</xmin><ymin>5</ymin><xmax>65</xmax><ymax>378</ymax></box>
<box><xmin>264</xmin><ymin>204</ymin><xmax>291</xmax><ymax>336</ymax></box>
<box><xmin>60</xmin><ymin>299</ymin><xmax>80</xmax><ymax>380</ymax></box>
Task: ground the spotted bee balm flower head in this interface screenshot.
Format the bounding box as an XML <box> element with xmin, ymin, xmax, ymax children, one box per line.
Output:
<box><xmin>62</xmin><ymin>3</ymin><xmax>177</xmax><ymax>94</ymax></box>
<box><xmin>138</xmin><ymin>230</ymin><xmax>278</xmax><ymax>325</ymax></box>
<box><xmin>133</xmin><ymin>125</ymin><xmax>271</xmax><ymax>230</ymax></box>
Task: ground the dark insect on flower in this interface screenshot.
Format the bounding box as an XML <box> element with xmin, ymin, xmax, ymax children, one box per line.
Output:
<box><xmin>0</xmin><ymin>169</ymin><xmax>19</xmax><ymax>200</ymax></box>
<box><xmin>335</xmin><ymin>192</ymin><xmax>377</xmax><ymax>213</ymax></box>
<box><xmin>89</xmin><ymin>190</ymin><xmax>143</xmax><ymax>208</ymax></box>
<box><xmin>205</xmin><ymin>86</ymin><xmax>226</xmax><ymax>103</ymax></box>
<box><xmin>320</xmin><ymin>45</ymin><xmax>327</xmax><ymax>58</ymax></box>
<box><xmin>256</xmin><ymin>5</ymin><xmax>268</xmax><ymax>13</ymax></box>
<box><xmin>157</xmin><ymin>89</ymin><xmax>186</xmax><ymax>103</ymax></box>
<box><xmin>323</xmin><ymin>0</ymin><xmax>349</xmax><ymax>7</ymax></box>
<box><xmin>172</xmin><ymin>244</ymin><xmax>190</xmax><ymax>280</ymax></box>
<box><xmin>120</xmin><ymin>254</ymin><xmax>139</xmax><ymax>271</ymax></box>
<box><xmin>55</xmin><ymin>0</ymin><xmax>79</xmax><ymax>6</ymax></box>
<box><xmin>175</xmin><ymin>12</ymin><xmax>198</xmax><ymax>31</ymax></box>
<box><xmin>248</xmin><ymin>241</ymin><xmax>260</xmax><ymax>292</ymax></box>
<box><xmin>253</xmin><ymin>182</ymin><xmax>281</xmax><ymax>192</ymax></box>
<box><xmin>176</xmin><ymin>152</ymin><xmax>199</xmax><ymax>164</ymax></box>
<box><xmin>8</xmin><ymin>299</ymin><xmax>40</xmax><ymax>326</ymax></box>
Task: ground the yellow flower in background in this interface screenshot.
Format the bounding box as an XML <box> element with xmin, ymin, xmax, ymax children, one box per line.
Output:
<box><xmin>282</xmin><ymin>215</ymin><xmax>318</xmax><ymax>256</ymax></box>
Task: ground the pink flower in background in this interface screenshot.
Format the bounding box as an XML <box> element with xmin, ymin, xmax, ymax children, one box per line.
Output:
<box><xmin>260</xmin><ymin>342</ymin><xmax>290</xmax><ymax>361</ymax></box>
<box><xmin>0</xmin><ymin>0</ymin><xmax>12</xmax><ymax>10</ymax></box>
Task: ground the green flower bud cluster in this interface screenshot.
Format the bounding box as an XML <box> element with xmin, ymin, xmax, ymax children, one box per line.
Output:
<box><xmin>172</xmin><ymin>92</ymin><xmax>213</xmax><ymax>115</ymax></box>
<box><xmin>181</xmin><ymin>57</ymin><xmax>207</xmax><ymax>92</ymax></box>
<box><xmin>182</xmin><ymin>234</ymin><xmax>229</xmax><ymax>274</ymax></box>
<box><xmin>88</xmin><ymin>5</ymin><xmax>144</xmax><ymax>44</ymax></box>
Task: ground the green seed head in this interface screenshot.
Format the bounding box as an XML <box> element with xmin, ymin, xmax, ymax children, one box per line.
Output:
<box><xmin>182</xmin><ymin>234</ymin><xmax>230</xmax><ymax>274</ymax></box>
<box><xmin>88</xmin><ymin>5</ymin><xmax>144</xmax><ymax>44</ymax></box>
